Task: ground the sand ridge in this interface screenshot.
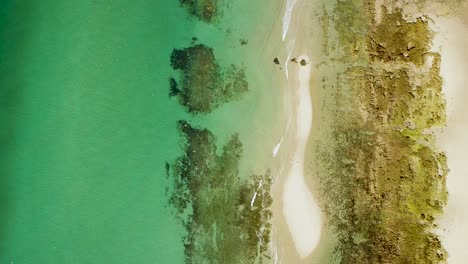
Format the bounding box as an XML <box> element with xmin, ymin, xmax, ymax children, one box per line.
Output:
<box><xmin>270</xmin><ymin>0</ymin><xmax>326</xmax><ymax>262</ymax></box>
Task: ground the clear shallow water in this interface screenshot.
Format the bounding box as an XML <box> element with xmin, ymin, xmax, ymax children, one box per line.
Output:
<box><xmin>0</xmin><ymin>0</ymin><xmax>282</xmax><ymax>263</ymax></box>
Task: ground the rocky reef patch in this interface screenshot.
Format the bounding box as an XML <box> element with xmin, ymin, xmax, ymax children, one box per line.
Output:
<box><xmin>166</xmin><ymin>121</ymin><xmax>272</xmax><ymax>264</ymax></box>
<box><xmin>179</xmin><ymin>0</ymin><xmax>219</xmax><ymax>23</ymax></box>
<box><xmin>169</xmin><ymin>44</ymin><xmax>248</xmax><ymax>114</ymax></box>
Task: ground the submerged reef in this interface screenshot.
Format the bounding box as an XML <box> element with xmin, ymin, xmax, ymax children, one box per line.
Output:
<box><xmin>314</xmin><ymin>1</ymin><xmax>448</xmax><ymax>263</ymax></box>
<box><xmin>170</xmin><ymin>44</ymin><xmax>248</xmax><ymax>113</ymax></box>
<box><xmin>179</xmin><ymin>0</ymin><xmax>219</xmax><ymax>23</ymax></box>
<box><xmin>166</xmin><ymin>121</ymin><xmax>272</xmax><ymax>264</ymax></box>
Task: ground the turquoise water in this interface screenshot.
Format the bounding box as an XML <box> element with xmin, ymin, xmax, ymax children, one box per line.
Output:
<box><xmin>0</xmin><ymin>0</ymin><xmax>283</xmax><ymax>263</ymax></box>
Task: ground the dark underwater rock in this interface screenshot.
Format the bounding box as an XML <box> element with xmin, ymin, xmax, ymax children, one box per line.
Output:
<box><xmin>170</xmin><ymin>44</ymin><xmax>248</xmax><ymax>114</ymax></box>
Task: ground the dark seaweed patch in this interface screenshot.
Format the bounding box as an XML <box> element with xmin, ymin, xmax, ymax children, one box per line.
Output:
<box><xmin>179</xmin><ymin>0</ymin><xmax>218</xmax><ymax>23</ymax></box>
<box><xmin>166</xmin><ymin>121</ymin><xmax>272</xmax><ymax>263</ymax></box>
<box><xmin>169</xmin><ymin>44</ymin><xmax>248</xmax><ymax>114</ymax></box>
<box><xmin>169</xmin><ymin>77</ymin><xmax>180</xmax><ymax>97</ymax></box>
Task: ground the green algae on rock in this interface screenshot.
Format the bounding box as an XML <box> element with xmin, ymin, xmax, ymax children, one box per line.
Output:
<box><xmin>369</xmin><ymin>9</ymin><xmax>432</xmax><ymax>66</ymax></box>
<box><xmin>170</xmin><ymin>44</ymin><xmax>248</xmax><ymax>114</ymax></box>
<box><xmin>313</xmin><ymin>2</ymin><xmax>448</xmax><ymax>263</ymax></box>
<box><xmin>179</xmin><ymin>0</ymin><xmax>219</xmax><ymax>23</ymax></box>
<box><xmin>166</xmin><ymin>121</ymin><xmax>272</xmax><ymax>264</ymax></box>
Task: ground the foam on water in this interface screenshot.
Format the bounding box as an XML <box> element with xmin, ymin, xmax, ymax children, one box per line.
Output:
<box><xmin>285</xmin><ymin>39</ymin><xmax>296</xmax><ymax>80</ymax></box>
<box><xmin>282</xmin><ymin>0</ymin><xmax>297</xmax><ymax>41</ymax></box>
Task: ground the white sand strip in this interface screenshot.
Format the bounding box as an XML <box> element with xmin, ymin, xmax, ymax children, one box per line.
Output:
<box><xmin>282</xmin><ymin>55</ymin><xmax>322</xmax><ymax>258</ymax></box>
<box><xmin>433</xmin><ymin>15</ymin><xmax>468</xmax><ymax>264</ymax></box>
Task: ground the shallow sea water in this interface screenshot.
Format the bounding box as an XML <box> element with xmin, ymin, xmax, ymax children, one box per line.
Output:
<box><xmin>0</xmin><ymin>0</ymin><xmax>284</xmax><ymax>263</ymax></box>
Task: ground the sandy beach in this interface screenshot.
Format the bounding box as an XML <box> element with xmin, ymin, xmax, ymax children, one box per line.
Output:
<box><xmin>281</xmin><ymin>53</ymin><xmax>322</xmax><ymax>259</ymax></box>
<box><xmin>269</xmin><ymin>0</ymin><xmax>326</xmax><ymax>262</ymax></box>
<box><xmin>433</xmin><ymin>4</ymin><xmax>468</xmax><ymax>263</ymax></box>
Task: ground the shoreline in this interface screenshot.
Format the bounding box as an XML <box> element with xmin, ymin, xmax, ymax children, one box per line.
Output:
<box><xmin>269</xmin><ymin>1</ymin><xmax>468</xmax><ymax>263</ymax></box>
<box><xmin>433</xmin><ymin>4</ymin><xmax>468</xmax><ymax>263</ymax></box>
<box><xmin>270</xmin><ymin>0</ymin><xmax>326</xmax><ymax>262</ymax></box>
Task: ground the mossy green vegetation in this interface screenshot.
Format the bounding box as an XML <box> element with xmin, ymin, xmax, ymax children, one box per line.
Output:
<box><xmin>369</xmin><ymin>9</ymin><xmax>432</xmax><ymax>66</ymax></box>
<box><xmin>332</xmin><ymin>0</ymin><xmax>373</xmax><ymax>60</ymax></box>
<box><xmin>315</xmin><ymin>1</ymin><xmax>448</xmax><ymax>263</ymax></box>
<box><xmin>170</xmin><ymin>44</ymin><xmax>248</xmax><ymax>114</ymax></box>
<box><xmin>166</xmin><ymin>121</ymin><xmax>272</xmax><ymax>264</ymax></box>
<box><xmin>179</xmin><ymin>0</ymin><xmax>219</xmax><ymax>23</ymax></box>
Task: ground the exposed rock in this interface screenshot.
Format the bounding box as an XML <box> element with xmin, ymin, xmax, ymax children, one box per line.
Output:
<box><xmin>314</xmin><ymin>3</ymin><xmax>448</xmax><ymax>263</ymax></box>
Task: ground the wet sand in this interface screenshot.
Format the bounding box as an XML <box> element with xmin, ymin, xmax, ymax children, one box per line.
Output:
<box><xmin>269</xmin><ymin>0</ymin><xmax>326</xmax><ymax>262</ymax></box>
